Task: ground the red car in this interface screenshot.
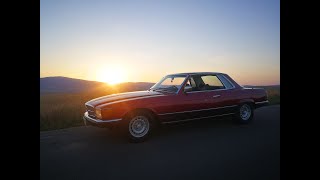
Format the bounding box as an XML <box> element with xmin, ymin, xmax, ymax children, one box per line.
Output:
<box><xmin>83</xmin><ymin>72</ymin><xmax>268</xmax><ymax>142</ymax></box>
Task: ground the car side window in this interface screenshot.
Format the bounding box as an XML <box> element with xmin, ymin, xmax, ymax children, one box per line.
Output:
<box><xmin>184</xmin><ymin>75</ymin><xmax>226</xmax><ymax>92</ymax></box>
<box><xmin>185</xmin><ymin>76</ymin><xmax>199</xmax><ymax>91</ymax></box>
<box><xmin>189</xmin><ymin>77</ymin><xmax>196</xmax><ymax>88</ymax></box>
<box><xmin>217</xmin><ymin>74</ymin><xmax>235</xmax><ymax>89</ymax></box>
<box><xmin>200</xmin><ymin>75</ymin><xmax>225</xmax><ymax>90</ymax></box>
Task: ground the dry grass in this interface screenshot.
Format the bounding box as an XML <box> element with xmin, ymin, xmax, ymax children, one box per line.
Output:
<box><xmin>40</xmin><ymin>92</ymin><xmax>107</xmax><ymax>131</ymax></box>
<box><xmin>265</xmin><ymin>87</ymin><xmax>280</xmax><ymax>105</ymax></box>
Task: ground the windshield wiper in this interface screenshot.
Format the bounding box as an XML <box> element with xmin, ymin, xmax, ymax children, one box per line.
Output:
<box><xmin>153</xmin><ymin>88</ymin><xmax>176</xmax><ymax>93</ymax></box>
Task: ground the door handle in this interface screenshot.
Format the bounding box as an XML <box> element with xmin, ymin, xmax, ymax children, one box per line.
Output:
<box><xmin>212</xmin><ymin>95</ymin><xmax>221</xmax><ymax>98</ymax></box>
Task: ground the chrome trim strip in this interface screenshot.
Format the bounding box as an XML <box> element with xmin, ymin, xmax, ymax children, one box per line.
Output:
<box><xmin>161</xmin><ymin>113</ymin><xmax>235</xmax><ymax>124</ymax></box>
<box><xmin>158</xmin><ymin>105</ymin><xmax>238</xmax><ymax>116</ymax></box>
<box><xmin>83</xmin><ymin>112</ymin><xmax>121</xmax><ymax>124</ymax></box>
<box><xmin>255</xmin><ymin>100</ymin><xmax>269</xmax><ymax>104</ymax></box>
<box><xmin>85</xmin><ymin>103</ymin><xmax>94</xmax><ymax>108</ymax></box>
<box><xmin>186</xmin><ymin>88</ymin><xmax>232</xmax><ymax>93</ymax></box>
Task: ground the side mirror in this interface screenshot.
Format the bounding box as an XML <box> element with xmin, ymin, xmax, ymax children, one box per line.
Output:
<box><xmin>184</xmin><ymin>85</ymin><xmax>192</xmax><ymax>93</ymax></box>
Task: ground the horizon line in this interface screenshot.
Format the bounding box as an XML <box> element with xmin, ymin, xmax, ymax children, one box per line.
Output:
<box><xmin>40</xmin><ymin>76</ymin><xmax>280</xmax><ymax>87</ymax></box>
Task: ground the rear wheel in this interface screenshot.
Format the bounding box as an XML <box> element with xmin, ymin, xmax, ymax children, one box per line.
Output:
<box><xmin>235</xmin><ymin>103</ymin><xmax>254</xmax><ymax>124</ymax></box>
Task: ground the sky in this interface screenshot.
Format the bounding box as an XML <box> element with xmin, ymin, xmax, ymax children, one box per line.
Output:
<box><xmin>40</xmin><ymin>0</ymin><xmax>279</xmax><ymax>85</ymax></box>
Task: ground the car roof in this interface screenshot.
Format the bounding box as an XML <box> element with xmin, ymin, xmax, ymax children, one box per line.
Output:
<box><xmin>167</xmin><ymin>72</ymin><xmax>224</xmax><ymax>76</ymax></box>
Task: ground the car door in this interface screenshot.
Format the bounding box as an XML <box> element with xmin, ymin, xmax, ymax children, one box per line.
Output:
<box><xmin>158</xmin><ymin>75</ymin><xmax>212</xmax><ymax>123</ymax></box>
<box><xmin>200</xmin><ymin>74</ymin><xmax>238</xmax><ymax>116</ymax></box>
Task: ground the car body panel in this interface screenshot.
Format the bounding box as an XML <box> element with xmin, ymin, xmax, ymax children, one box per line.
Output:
<box><xmin>86</xmin><ymin>90</ymin><xmax>164</xmax><ymax>107</ymax></box>
<box><xmin>83</xmin><ymin>72</ymin><xmax>269</xmax><ymax>127</ymax></box>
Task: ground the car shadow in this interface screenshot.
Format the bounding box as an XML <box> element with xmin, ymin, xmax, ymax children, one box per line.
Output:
<box><xmin>101</xmin><ymin>116</ymin><xmax>251</xmax><ymax>143</ymax></box>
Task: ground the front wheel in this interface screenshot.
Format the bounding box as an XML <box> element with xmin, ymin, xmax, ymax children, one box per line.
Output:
<box><xmin>127</xmin><ymin>112</ymin><xmax>153</xmax><ymax>143</ymax></box>
<box><xmin>235</xmin><ymin>103</ymin><xmax>254</xmax><ymax>124</ymax></box>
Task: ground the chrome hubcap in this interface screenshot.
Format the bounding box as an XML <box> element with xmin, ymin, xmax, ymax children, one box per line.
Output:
<box><xmin>129</xmin><ymin>116</ymin><xmax>150</xmax><ymax>138</ymax></box>
<box><xmin>240</xmin><ymin>104</ymin><xmax>251</xmax><ymax>120</ymax></box>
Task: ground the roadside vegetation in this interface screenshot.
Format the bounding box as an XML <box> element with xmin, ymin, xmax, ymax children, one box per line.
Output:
<box><xmin>266</xmin><ymin>88</ymin><xmax>280</xmax><ymax>105</ymax></box>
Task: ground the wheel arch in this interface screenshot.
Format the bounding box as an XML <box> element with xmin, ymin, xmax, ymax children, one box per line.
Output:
<box><xmin>122</xmin><ymin>108</ymin><xmax>159</xmax><ymax>123</ymax></box>
<box><xmin>238</xmin><ymin>99</ymin><xmax>255</xmax><ymax>108</ymax></box>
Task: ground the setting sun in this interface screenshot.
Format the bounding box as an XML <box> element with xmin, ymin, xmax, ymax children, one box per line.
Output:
<box><xmin>96</xmin><ymin>67</ymin><xmax>126</xmax><ymax>85</ymax></box>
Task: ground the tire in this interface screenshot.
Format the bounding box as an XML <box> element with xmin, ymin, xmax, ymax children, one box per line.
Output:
<box><xmin>235</xmin><ymin>103</ymin><xmax>254</xmax><ymax>124</ymax></box>
<box><xmin>126</xmin><ymin>111</ymin><xmax>154</xmax><ymax>143</ymax></box>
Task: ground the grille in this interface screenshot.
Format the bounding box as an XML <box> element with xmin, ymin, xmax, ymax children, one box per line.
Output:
<box><xmin>86</xmin><ymin>105</ymin><xmax>96</xmax><ymax>118</ymax></box>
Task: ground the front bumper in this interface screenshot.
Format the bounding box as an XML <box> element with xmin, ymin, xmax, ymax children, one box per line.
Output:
<box><xmin>255</xmin><ymin>100</ymin><xmax>269</xmax><ymax>108</ymax></box>
<box><xmin>83</xmin><ymin>112</ymin><xmax>122</xmax><ymax>128</ymax></box>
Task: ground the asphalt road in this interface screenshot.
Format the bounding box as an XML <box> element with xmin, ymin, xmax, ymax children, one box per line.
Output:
<box><xmin>40</xmin><ymin>105</ymin><xmax>280</xmax><ymax>180</ymax></box>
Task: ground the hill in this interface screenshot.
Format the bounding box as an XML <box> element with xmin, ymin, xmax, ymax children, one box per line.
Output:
<box><xmin>40</xmin><ymin>76</ymin><xmax>155</xmax><ymax>94</ymax></box>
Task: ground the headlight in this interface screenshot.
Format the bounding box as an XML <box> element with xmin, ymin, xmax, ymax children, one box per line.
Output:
<box><xmin>95</xmin><ymin>108</ymin><xmax>102</xmax><ymax>119</ymax></box>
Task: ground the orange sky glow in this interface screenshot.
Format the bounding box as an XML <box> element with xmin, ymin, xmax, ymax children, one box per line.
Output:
<box><xmin>40</xmin><ymin>0</ymin><xmax>279</xmax><ymax>86</ymax></box>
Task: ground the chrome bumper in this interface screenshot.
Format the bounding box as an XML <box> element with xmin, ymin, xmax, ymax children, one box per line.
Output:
<box><xmin>83</xmin><ymin>112</ymin><xmax>122</xmax><ymax>126</ymax></box>
<box><xmin>255</xmin><ymin>100</ymin><xmax>269</xmax><ymax>108</ymax></box>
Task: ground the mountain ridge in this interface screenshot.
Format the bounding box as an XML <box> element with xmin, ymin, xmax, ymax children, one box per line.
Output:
<box><xmin>40</xmin><ymin>76</ymin><xmax>155</xmax><ymax>94</ymax></box>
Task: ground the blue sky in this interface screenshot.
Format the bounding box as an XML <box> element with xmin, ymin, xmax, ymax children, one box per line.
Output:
<box><xmin>41</xmin><ymin>0</ymin><xmax>279</xmax><ymax>85</ymax></box>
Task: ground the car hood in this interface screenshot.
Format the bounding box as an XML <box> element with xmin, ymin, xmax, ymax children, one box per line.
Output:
<box><xmin>85</xmin><ymin>90</ymin><xmax>166</xmax><ymax>107</ymax></box>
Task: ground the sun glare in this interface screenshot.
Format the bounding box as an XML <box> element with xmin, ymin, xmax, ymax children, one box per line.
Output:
<box><xmin>96</xmin><ymin>67</ymin><xmax>126</xmax><ymax>85</ymax></box>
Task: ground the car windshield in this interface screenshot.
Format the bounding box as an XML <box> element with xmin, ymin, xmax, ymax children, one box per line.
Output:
<box><xmin>150</xmin><ymin>75</ymin><xmax>187</xmax><ymax>93</ymax></box>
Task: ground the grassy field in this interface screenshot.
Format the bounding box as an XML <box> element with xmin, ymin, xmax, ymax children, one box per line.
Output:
<box><xmin>40</xmin><ymin>86</ymin><xmax>280</xmax><ymax>131</ymax></box>
<box><xmin>40</xmin><ymin>91</ymin><xmax>108</xmax><ymax>131</ymax></box>
<box><xmin>265</xmin><ymin>88</ymin><xmax>280</xmax><ymax>105</ymax></box>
